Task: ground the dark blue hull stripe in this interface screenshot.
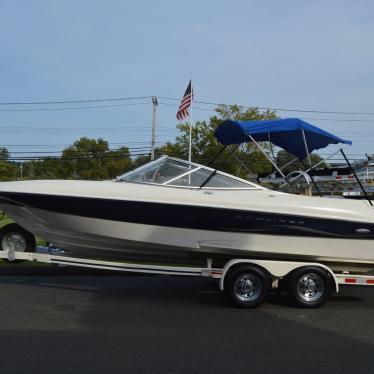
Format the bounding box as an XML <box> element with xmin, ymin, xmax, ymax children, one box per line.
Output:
<box><xmin>0</xmin><ymin>192</ymin><xmax>373</xmax><ymax>239</ymax></box>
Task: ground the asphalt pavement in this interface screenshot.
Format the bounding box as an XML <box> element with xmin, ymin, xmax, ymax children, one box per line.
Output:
<box><xmin>0</xmin><ymin>273</ymin><xmax>373</xmax><ymax>374</ymax></box>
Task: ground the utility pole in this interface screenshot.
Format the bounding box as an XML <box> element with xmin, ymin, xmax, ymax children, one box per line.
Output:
<box><xmin>151</xmin><ymin>96</ymin><xmax>158</xmax><ymax>160</ymax></box>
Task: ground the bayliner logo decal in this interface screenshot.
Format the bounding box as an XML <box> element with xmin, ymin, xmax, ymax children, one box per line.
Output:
<box><xmin>235</xmin><ymin>215</ymin><xmax>305</xmax><ymax>225</ymax></box>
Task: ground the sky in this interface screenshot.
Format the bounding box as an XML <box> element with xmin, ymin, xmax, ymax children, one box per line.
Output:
<box><xmin>0</xmin><ymin>0</ymin><xmax>373</xmax><ymax>161</ymax></box>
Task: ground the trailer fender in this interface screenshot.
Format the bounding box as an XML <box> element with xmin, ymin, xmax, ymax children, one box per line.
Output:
<box><xmin>219</xmin><ymin>259</ymin><xmax>339</xmax><ymax>293</ymax></box>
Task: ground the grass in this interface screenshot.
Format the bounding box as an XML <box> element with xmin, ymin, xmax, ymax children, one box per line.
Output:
<box><xmin>0</xmin><ymin>215</ymin><xmax>46</xmax><ymax>246</ymax></box>
<box><xmin>0</xmin><ymin>216</ymin><xmax>12</xmax><ymax>229</ymax></box>
<box><xmin>0</xmin><ymin>214</ymin><xmax>49</xmax><ymax>266</ymax></box>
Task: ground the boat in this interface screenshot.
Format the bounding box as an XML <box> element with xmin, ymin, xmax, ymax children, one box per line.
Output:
<box><xmin>0</xmin><ymin>118</ymin><xmax>374</xmax><ymax>269</ymax></box>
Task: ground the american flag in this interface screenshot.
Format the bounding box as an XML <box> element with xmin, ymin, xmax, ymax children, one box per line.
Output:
<box><xmin>176</xmin><ymin>80</ymin><xmax>193</xmax><ymax>121</ymax></box>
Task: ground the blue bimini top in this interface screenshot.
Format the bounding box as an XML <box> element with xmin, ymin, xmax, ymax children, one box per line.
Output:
<box><xmin>214</xmin><ymin>118</ymin><xmax>351</xmax><ymax>160</ymax></box>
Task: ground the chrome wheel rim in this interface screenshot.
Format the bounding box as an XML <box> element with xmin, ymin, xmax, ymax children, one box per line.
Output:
<box><xmin>234</xmin><ymin>274</ymin><xmax>262</xmax><ymax>302</ymax></box>
<box><xmin>297</xmin><ymin>273</ymin><xmax>324</xmax><ymax>302</ymax></box>
<box><xmin>2</xmin><ymin>232</ymin><xmax>27</xmax><ymax>253</ymax></box>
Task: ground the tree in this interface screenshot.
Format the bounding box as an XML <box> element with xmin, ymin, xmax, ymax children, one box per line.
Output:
<box><xmin>61</xmin><ymin>137</ymin><xmax>133</xmax><ymax>180</ymax></box>
<box><xmin>14</xmin><ymin>139</ymin><xmax>132</xmax><ymax>181</ymax></box>
<box><xmin>0</xmin><ymin>161</ymin><xmax>18</xmax><ymax>181</ymax></box>
<box><xmin>106</xmin><ymin>146</ymin><xmax>133</xmax><ymax>179</ymax></box>
<box><xmin>0</xmin><ymin>147</ymin><xmax>9</xmax><ymax>160</ymax></box>
<box><xmin>26</xmin><ymin>158</ymin><xmax>66</xmax><ymax>179</ymax></box>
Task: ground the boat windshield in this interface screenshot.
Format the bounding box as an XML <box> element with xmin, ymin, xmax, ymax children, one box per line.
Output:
<box><xmin>116</xmin><ymin>156</ymin><xmax>262</xmax><ymax>189</ymax></box>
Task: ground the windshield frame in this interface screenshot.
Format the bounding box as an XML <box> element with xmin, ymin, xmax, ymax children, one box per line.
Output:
<box><xmin>115</xmin><ymin>155</ymin><xmax>266</xmax><ymax>190</ymax></box>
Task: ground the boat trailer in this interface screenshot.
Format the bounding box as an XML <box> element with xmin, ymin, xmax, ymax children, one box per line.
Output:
<box><xmin>1</xmin><ymin>236</ymin><xmax>374</xmax><ymax>309</ymax></box>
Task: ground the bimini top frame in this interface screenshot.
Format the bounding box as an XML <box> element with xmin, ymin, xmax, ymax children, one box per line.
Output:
<box><xmin>214</xmin><ymin>118</ymin><xmax>372</xmax><ymax>205</ymax></box>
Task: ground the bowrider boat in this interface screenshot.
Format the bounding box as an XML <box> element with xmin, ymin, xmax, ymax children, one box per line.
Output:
<box><xmin>0</xmin><ymin>118</ymin><xmax>373</xmax><ymax>268</ymax></box>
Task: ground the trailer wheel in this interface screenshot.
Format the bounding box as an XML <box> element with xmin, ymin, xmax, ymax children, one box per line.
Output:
<box><xmin>225</xmin><ymin>265</ymin><xmax>270</xmax><ymax>308</ymax></box>
<box><xmin>0</xmin><ymin>223</ymin><xmax>36</xmax><ymax>261</ymax></box>
<box><xmin>287</xmin><ymin>266</ymin><xmax>332</xmax><ymax>308</ymax></box>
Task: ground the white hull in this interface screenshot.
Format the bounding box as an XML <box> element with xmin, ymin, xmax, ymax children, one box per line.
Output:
<box><xmin>4</xmin><ymin>203</ymin><xmax>374</xmax><ymax>267</ymax></box>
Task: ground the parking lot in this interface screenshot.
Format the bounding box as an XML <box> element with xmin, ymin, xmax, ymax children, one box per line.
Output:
<box><xmin>0</xmin><ymin>273</ymin><xmax>373</xmax><ymax>374</ymax></box>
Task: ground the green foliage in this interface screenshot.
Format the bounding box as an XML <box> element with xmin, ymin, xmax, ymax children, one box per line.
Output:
<box><xmin>132</xmin><ymin>154</ymin><xmax>152</xmax><ymax>169</ymax></box>
<box><xmin>105</xmin><ymin>146</ymin><xmax>133</xmax><ymax>179</ymax></box>
<box><xmin>212</xmin><ymin>104</ymin><xmax>277</xmax><ymax>122</ymax></box>
<box><xmin>157</xmin><ymin>141</ymin><xmax>185</xmax><ymax>159</ymax></box>
<box><xmin>62</xmin><ymin>137</ymin><xmax>110</xmax><ymax>179</ymax></box>
<box><xmin>0</xmin><ymin>161</ymin><xmax>18</xmax><ymax>181</ymax></box>
<box><xmin>0</xmin><ymin>148</ymin><xmax>16</xmax><ymax>181</ymax></box>
<box><xmin>19</xmin><ymin>138</ymin><xmax>133</xmax><ymax>180</ymax></box>
<box><xmin>26</xmin><ymin>158</ymin><xmax>66</xmax><ymax>179</ymax></box>
<box><xmin>0</xmin><ymin>147</ymin><xmax>9</xmax><ymax>160</ymax></box>
<box><xmin>61</xmin><ymin>138</ymin><xmax>132</xmax><ymax>180</ymax></box>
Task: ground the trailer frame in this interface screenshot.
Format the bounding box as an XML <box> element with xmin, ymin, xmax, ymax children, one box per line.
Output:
<box><xmin>3</xmin><ymin>244</ymin><xmax>374</xmax><ymax>306</ymax></box>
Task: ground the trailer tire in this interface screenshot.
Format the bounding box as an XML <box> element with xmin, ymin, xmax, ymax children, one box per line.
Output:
<box><xmin>225</xmin><ymin>265</ymin><xmax>270</xmax><ymax>308</ymax></box>
<box><xmin>287</xmin><ymin>266</ymin><xmax>332</xmax><ymax>308</ymax></box>
<box><xmin>0</xmin><ymin>223</ymin><xmax>36</xmax><ymax>261</ymax></box>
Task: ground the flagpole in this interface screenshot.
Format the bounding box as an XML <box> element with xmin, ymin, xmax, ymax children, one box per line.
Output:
<box><xmin>188</xmin><ymin>79</ymin><xmax>193</xmax><ymax>163</ymax></box>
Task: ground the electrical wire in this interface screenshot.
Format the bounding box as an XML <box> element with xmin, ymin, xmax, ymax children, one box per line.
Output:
<box><xmin>8</xmin><ymin>147</ymin><xmax>154</xmax><ymax>154</ymax></box>
<box><xmin>0</xmin><ymin>96</ymin><xmax>152</xmax><ymax>105</ymax></box>
<box><xmin>0</xmin><ymin>102</ymin><xmax>151</xmax><ymax>112</ymax></box>
<box><xmin>158</xmin><ymin>102</ymin><xmax>214</xmax><ymax>112</ymax></box>
<box><xmin>159</xmin><ymin>101</ymin><xmax>374</xmax><ymax>121</ymax></box>
<box><xmin>0</xmin><ymin>142</ymin><xmax>164</xmax><ymax>149</ymax></box>
<box><xmin>3</xmin><ymin>152</ymin><xmax>153</xmax><ymax>161</ymax></box>
<box><xmin>158</xmin><ymin>97</ymin><xmax>374</xmax><ymax>116</ymax></box>
<box><xmin>0</xmin><ymin>94</ymin><xmax>372</xmax><ymax>116</ymax></box>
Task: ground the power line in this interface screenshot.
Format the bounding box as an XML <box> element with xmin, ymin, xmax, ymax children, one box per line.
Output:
<box><xmin>0</xmin><ymin>146</ymin><xmax>365</xmax><ymax>156</ymax></box>
<box><xmin>0</xmin><ymin>96</ymin><xmax>151</xmax><ymax>105</ymax></box>
<box><xmin>159</xmin><ymin>102</ymin><xmax>374</xmax><ymax>122</ymax></box>
<box><xmin>3</xmin><ymin>152</ymin><xmax>154</xmax><ymax>161</ymax></box>
<box><xmin>301</xmin><ymin>117</ymin><xmax>374</xmax><ymax>123</ymax></box>
<box><xmin>158</xmin><ymin>97</ymin><xmax>374</xmax><ymax>116</ymax></box>
<box><xmin>158</xmin><ymin>102</ymin><xmax>214</xmax><ymax>112</ymax></box>
<box><xmin>0</xmin><ymin>143</ymin><xmax>366</xmax><ymax>162</ymax></box>
<box><xmin>8</xmin><ymin>147</ymin><xmax>155</xmax><ymax>154</ymax></box>
<box><xmin>3</xmin><ymin>154</ymin><xmax>362</xmax><ymax>162</ymax></box>
<box><xmin>196</xmin><ymin>101</ymin><xmax>374</xmax><ymax>116</ymax></box>
<box><xmin>0</xmin><ymin>141</ymin><xmax>164</xmax><ymax>147</ymax></box>
<box><xmin>0</xmin><ymin>125</ymin><xmax>174</xmax><ymax>130</ymax></box>
<box><xmin>1</xmin><ymin>125</ymin><xmax>374</xmax><ymax>135</ymax></box>
<box><xmin>0</xmin><ymin>94</ymin><xmax>372</xmax><ymax>116</ymax></box>
<box><xmin>0</xmin><ymin>129</ymin><xmax>177</xmax><ymax>135</ymax></box>
<box><xmin>0</xmin><ymin>102</ymin><xmax>151</xmax><ymax>112</ymax></box>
